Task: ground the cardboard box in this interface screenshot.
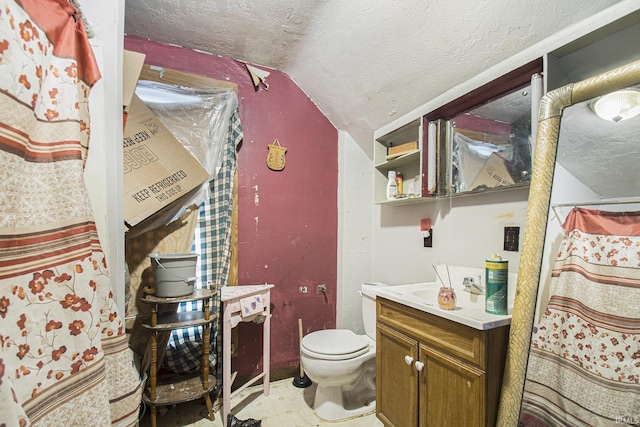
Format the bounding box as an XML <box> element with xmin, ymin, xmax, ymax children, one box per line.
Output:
<box><xmin>123</xmin><ymin>95</ymin><xmax>210</xmax><ymax>228</ymax></box>
<box><xmin>470</xmin><ymin>152</ymin><xmax>515</xmax><ymax>191</ymax></box>
<box><xmin>386</xmin><ymin>140</ymin><xmax>418</xmax><ymax>160</ymax></box>
<box><xmin>123</xmin><ymin>50</ymin><xmax>146</xmax><ymax>112</ymax></box>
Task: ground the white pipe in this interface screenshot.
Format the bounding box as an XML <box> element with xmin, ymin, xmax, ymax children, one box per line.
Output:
<box><xmin>530</xmin><ymin>72</ymin><xmax>544</xmax><ymax>158</ymax></box>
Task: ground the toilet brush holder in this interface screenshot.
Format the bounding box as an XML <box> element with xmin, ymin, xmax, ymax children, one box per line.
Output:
<box><xmin>293</xmin><ymin>318</ymin><xmax>312</xmax><ymax>388</ymax></box>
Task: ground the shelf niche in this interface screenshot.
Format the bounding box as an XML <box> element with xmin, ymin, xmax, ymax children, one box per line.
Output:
<box><xmin>374</xmin><ymin>58</ymin><xmax>542</xmax><ymax>205</ymax></box>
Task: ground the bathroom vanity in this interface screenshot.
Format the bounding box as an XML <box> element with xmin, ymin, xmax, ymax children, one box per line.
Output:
<box><xmin>375</xmin><ymin>292</ymin><xmax>510</xmax><ymax>427</ymax></box>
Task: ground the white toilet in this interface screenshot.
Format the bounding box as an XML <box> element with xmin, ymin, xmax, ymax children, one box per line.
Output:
<box><xmin>300</xmin><ymin>282</ymin><xmax>387</xmax><ymax>421</ymax></box>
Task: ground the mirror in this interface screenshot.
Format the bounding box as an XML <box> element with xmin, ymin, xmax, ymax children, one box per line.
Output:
<box><xmin>449</xmin><ymin>81</ymin><xmax>538</xmax><ymax>194</ymax></box>
<box><xmin>497</xmin><ymin>59</ymin><xmax>640</xmax><ymax>426</ymax></box>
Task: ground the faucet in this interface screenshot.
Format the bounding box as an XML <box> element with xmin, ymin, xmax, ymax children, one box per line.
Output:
<box><xmin>463</xmin><ymin>276</ymin><xmax>484</xmax><ymax>295</ymax></box>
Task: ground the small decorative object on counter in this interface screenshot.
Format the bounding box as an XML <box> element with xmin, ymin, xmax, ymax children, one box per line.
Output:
<box><xmin>434</xmin><ymin>264</ymin><xmax>456</xmax><ymax>310</ymax></box>
<box><xmin>386</xmin><ymin>170</ymin><xmax>398</xmax><ymax>200</ymax></box>
<box><xmin>266</xmin><ymin>139</ymin><xmax>287</xmax><ymax>171</ymax></box>
<box><xmin>395</xmin><ymin>171</ymin><xmax>403</xmax><ymax>195</ymax></box>
<box><xmin>437</xmin><ymin>286</ymin><xmax>457</xmax><ymax>310</ymax></box>
<box><xmin>485</xmin><ymin>254</ymin><xmax>508</xmax><ymax>315</ymax></box>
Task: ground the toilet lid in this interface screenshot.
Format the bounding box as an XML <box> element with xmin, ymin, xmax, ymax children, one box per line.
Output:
<box><xmin>301</xmin><ymin>329</ymin><xmax>369</xmax><ymax>359</ymax></box>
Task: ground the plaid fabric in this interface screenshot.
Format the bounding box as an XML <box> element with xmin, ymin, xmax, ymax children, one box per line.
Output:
<box><xmin>163</xmin><ymin>109</ymin><xmax>242</xmax><ymax>383</ymax></box>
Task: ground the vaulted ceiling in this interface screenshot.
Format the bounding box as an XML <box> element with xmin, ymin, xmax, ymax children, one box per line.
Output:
<box><xmin>124</xmin><ymin>0</ymin><xmax>621</xmax><ymax>154</ymax></box>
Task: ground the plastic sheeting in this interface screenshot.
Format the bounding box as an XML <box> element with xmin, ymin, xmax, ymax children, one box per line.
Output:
<box><xmin>128</xmin><ymin>80</ymin><xmax>238</xmax><ymax>235</ymax></box>
<box><xmin>452</xmin><ymin>131</ymin><xmax>513</xmax><ymax>192</ymax></box>
<box><xmin>451</xmin><ymin>127</ymin><xmax>531</xmax><ymax>193</ymax></box>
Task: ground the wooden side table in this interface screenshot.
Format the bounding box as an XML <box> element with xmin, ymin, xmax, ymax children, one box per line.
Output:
<box><xmin>141</xmin><ymin>288</ymin><xmax>217</xmax><ymax>427</ymax></box>
<box><xmin>221</xmin><ymin>284</ymin><xmax>274</xmax><ymax>426</ymax></box>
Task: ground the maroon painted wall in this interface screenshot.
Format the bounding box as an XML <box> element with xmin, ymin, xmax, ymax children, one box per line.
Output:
<box><xmin>124</xmin><ymin>36</ymin><xmax>339</xmax><ymax>376</ymax></box>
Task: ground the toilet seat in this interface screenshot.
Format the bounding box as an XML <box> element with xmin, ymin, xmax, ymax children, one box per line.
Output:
<box><xmin>301</xmin><ymin>329</ymin><xmax>370</xmax><ymax>360</ymax></box>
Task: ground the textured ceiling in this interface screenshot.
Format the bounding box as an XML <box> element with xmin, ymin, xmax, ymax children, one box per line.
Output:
<box><xmin>124</xmin><ymin>0</ymin><xmax>623</xmax><ymax>155</ymax></box>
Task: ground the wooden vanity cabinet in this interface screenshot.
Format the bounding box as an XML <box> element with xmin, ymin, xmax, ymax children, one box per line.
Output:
<box><xmin>376</xmin><ymin>298</ymin><xmax>509</xmax><ymax>427</ymax></box>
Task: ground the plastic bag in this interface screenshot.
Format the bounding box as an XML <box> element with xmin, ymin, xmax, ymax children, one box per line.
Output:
<box><xmin>227</xmin><ymin>414</ymin><xmax>262</xmax><ymax>427</ymax></box>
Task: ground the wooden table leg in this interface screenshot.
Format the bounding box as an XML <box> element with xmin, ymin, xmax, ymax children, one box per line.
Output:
<box><xmin>263</xmin><ymin>290</ymin><xmax>270</xmax><ymax>397</ymax></box>
<box><xmin>222</xmin><ymin>302</ymin><xmax>231</xmax><ymax>427</ymax></box>
<box><xmin>150</xmin><ymin>308</ymin><xmax>158</xmax><ymax>427</ymax></box>
<box><xmin>204</xmin><ymin>394</ymin><xmax>215</xmax><ymax>420</ymax></box>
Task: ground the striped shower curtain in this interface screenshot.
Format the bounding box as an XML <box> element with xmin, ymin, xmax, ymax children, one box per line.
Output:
<box><xmin>520</xmin><ymin>207</ymin><xmax>640</xmax><ymax>426</ymax></box>
<box><xmin>0</xmin><ymin>1</ymin><xmax>141</xmax><ymax>425</ymax></box>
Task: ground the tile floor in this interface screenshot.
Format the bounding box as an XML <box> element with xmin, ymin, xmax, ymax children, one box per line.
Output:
<box><xmin>139</xmin><ymin>377</ymin><xmax>383</xmax><ymax>427</ymax></box>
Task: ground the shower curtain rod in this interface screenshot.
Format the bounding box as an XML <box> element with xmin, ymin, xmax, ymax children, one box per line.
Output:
<box><xmin>551</xmin><ymin>198</ymin><xmax>640</xmax><ymax>229</ymax></box>
<box><xmin>552</xmin><ymin>199</ymin><xmax>640</xmax><ymax>208</ymax></box>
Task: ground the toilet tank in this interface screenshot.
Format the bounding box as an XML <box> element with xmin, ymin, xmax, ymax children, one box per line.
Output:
<box><xmin>360</xmin><ymin>282</ymin><xmax>389</xmax><ymax>339</ymax></box>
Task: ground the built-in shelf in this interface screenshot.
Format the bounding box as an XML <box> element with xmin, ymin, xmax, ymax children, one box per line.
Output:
<box><xmin>379</xmin><ymin>183</ymin><xmax>530</xmax><ymax>206</ymax></box>
<box><xmin>375</xmin><ymin>150</ymin><xmax>420</xmax><ymax>170</ymax></box>
<box><xmin>373</xmin><ymin>60</ymin><xmax>542</xmax><ymax>206</ymax></box>
<box><xmin>374</xmin><ymin>118</ymin><xmax>422</xmax><ymax>204</ymax></box>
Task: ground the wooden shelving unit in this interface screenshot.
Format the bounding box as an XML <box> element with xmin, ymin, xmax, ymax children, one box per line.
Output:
<box><xmin>141</xmin><ymin>289</ymin><xmax>217</xmax><ymax>427</ymax></box>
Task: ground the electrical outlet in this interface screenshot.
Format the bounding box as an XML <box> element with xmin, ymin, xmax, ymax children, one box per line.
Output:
<box><xmin>423</xmin><ymin>229</ymin><xmax>433</xmax><ymax>248</ymax></box>
<box><xmin>504</xmin><ymin>226</ymin><xmax>520</xmax><ymax>252</ymax></box>
<box><xmin>299</xmin><ymin>286</ymin><xmax>308</xmax><ymax>294</ymax></box>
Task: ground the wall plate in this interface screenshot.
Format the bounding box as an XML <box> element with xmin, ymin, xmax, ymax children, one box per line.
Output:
<box><xmin>504</xmin><ymin>226</ymin><xmax>519</xmax><ymax>251</ymax></box>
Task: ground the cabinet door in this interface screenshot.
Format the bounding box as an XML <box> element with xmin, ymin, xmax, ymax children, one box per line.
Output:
<box><xmin>420</xmin><ymin>345</ymin><xmax>485</xmax><ymax>427</ymax></box>
<box><xmin>377</xmin><ymin>323</ymin><xmax>419</xmax><ymax>427</ymax></box>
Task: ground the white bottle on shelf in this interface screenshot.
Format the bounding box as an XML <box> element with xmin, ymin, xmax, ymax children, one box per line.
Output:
<box><xmin>386</xmin><ymin>171</ymin><xmax>398</xmax><ymax>200</ymax></box>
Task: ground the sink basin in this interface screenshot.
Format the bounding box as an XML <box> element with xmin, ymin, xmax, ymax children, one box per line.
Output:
<box><xmin>376</xmin><ymin>282</ymin><xmax>512</xmax><ymax>330</ymax></box>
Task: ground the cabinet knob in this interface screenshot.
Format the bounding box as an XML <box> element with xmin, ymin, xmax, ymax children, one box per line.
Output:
<box><xmin>404</xmin><ymin>355</ymin><xmax>414</xmax><ymax>365</ymax></box>
<box><xmin>415</xmin><ymin>361</ymin><xmax>425</xmax><ymax>371</ymax></box>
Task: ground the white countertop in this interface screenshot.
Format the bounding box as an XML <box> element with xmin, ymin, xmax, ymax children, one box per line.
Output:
<box><xmin>374</xmin><ymin>281</ymin><xmax>512</xmax><ymax>330</ymax></box>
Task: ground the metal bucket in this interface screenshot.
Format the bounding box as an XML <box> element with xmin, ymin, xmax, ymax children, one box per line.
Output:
<box><xmin>149</xmin><ymin>253</ymin><xmax>198</xmax><ymax>297</ymax></box>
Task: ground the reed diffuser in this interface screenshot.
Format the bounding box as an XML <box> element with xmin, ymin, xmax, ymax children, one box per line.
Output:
<box><xmin>433</xmin><ymin>265</ymin><xmax>457</xmax><ymax>310</ymax></box>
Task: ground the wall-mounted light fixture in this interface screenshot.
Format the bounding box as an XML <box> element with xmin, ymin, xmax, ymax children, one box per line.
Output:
<box><xmin>590</xmin><ymin>88</ymin><xmax>640</xmax><ymax>122</ymax></box>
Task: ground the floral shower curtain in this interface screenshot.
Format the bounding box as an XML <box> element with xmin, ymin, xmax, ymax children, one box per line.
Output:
<box><xmin>520</xmin><ymin>207</ymin><xmax>640</xmax><ymax>426</ymax></box>
<box><xmin>0</xmin><ymin>1</ymin><xmax>141</xmax><ymax>425</ymax></box>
